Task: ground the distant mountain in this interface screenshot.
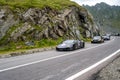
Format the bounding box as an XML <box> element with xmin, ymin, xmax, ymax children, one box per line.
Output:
<box><xmin>83</xmin><ymin>2</ymin><xmax>120</xmax><ymax>33</ymax></box>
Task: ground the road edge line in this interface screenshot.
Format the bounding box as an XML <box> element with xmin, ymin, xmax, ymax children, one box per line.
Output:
<box><xmin>0</xmin><ymin>37</ymin><xmax>115</xmax><ymax>73</ymax></box>
<box><xmin>65</xmin><ymin>49</ymin><xmax>120</xmax><ymax>80</ymax></box>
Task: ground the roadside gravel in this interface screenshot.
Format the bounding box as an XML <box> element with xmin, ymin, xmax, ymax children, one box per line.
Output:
<box><xmin>94</xmin><ymin>55</ymin><xmax>120</xmax><ymax>80</ymax></box>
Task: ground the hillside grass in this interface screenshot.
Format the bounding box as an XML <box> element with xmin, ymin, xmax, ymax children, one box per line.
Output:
<box><xmin>0</xmin><ymin>0</ymin><xmax>80</xmax><ymax>10</ymax></box>
<box><xmin>0</xmin><ymin>0</ymin><xmax>87</xmax><ymax>55</ymax></box>
<box><xmin>0</xmin><ymin>38</ymin><xmax>63</xmax><ymax>54</ymax></box>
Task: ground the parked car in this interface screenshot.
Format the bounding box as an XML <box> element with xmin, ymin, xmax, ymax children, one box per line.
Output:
<box><xmin>102</xmin><ymin>35</ymin><xmax>110</xmax><ymax>40</ymax></box>
<box><xmin>56</xmin><ymin>40</ymin><xmax>85</xmax><ymax>51</ymax></box>
<box><xmin>91</xmin><ymin>36</ymin><xmax>104</xmax><ymax>43</ymax></box>
<box><xmin>106</xmin><ymin>33</ymin><xmax>111</xmax><ymax>37</ymax></box>
<box><xmin>114</xmin><ymin>33</ymin><xmax>120</xmax><ymax>36</ymax></box>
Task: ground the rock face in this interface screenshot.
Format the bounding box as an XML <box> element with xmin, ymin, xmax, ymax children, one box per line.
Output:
<box><xmin>0</xmin><ymin>7</ymin><xmax>19</xmax><ymax>40</ymax></box>
<box><xmin>0</xmin><ymin>6</ymin><xmax>99</xmax><ymax>45</ymax></box>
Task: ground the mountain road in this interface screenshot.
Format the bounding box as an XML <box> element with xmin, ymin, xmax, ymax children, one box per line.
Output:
<box><xmin>0</xmin><ymin>37</ymin><xmax>120</xmax><ymax>80</ymax></box>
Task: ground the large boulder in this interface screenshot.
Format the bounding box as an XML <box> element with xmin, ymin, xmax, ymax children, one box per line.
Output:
<box><xmin>0</xmin><ymin>8</ymin><xmax>19</xmax><ymax>40</ymax></box>
<box><xmin>0</xmin><ymin>6</ymin><xmax>99</xmax><ymax>45</ymax></box>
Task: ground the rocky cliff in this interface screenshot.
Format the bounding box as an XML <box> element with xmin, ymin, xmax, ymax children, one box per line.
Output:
<box><xmin>0</xmin><ymin>5</ymin><xmax>99</xmax><ymax>48</ymax></box>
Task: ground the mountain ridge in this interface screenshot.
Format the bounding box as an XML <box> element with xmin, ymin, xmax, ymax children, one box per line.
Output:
<box><xmin>83</xmin><ymin>2</ymin><xmax>120</xmax><ymax>33</ymax></box>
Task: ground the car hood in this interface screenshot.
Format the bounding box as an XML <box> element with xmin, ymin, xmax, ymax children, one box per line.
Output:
<box><xmin>103</xmin><ymin>36</ymin><xmax>109</xmax><ymax>38</ymax></box>
<box><xmin>92</xmin><ymin>38</ymin><xmax>101</xmax><ymax>41</ymax></box>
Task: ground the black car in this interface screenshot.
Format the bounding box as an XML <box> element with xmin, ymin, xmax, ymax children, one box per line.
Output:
<box><xmin>56</xmin><ymin>40</ymin><xmax>85</xmax><ymax>51</ymax></box>
<box><xmin>102</xmin><ymin>35</ymin><xmax>110</xmax><ymax>40</ymax></box>
<box><xmin>114</xmin><ymin>33</ymin><xmax>120</xmax><ymax>36</ymax></box>
<box><xmin>91</xmin><ymin>36</ymin><xmax>104</xmax><ymax>43</ymax></box>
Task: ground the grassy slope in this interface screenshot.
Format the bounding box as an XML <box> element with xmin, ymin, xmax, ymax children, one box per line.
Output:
<box><xmin>0</xmin><ymin>0</ymin><xmax>91</xmax><ymax>54</ymax></box>
<box><xmin>0</xmin><ymin>0</ymin><xmax>82</xmax><ymax>54</ymax></box>
<box><xmin>0</xmin><ymin>0</ymin><xmax>79</xmax><ymax>10</ymax></box>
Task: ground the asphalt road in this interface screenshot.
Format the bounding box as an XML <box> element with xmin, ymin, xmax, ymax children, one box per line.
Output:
<box><xmin>0</xmin><ymin>37</ymin><xmax>120</xmax><ymax>80</ymax></box>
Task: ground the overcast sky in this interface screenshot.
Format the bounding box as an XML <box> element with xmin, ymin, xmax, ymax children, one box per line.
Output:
<box><xmin>71</xmin><ymin>0</ymin><xmax>120</xmax><ymax>6</ymax></box>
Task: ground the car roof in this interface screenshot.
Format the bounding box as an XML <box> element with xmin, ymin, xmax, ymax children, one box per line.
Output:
<box><xmin>93</xmin><ymin>36</ymin><xmax>101</xmax><ymax>37</ymax></box>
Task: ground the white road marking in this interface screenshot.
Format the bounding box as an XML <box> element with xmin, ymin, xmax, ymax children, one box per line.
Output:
<box><xmin>65</xmin><ymin>49</ymin><xmax>120</xmax><ymax>80</ymax></box>
<box><xmin>0</xmin><ymin>37</ymin><xmax>115</xmax><ymax>73</ymax></box>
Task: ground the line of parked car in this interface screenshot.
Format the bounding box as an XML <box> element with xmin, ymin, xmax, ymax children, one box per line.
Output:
<box><xmin>56</xmin><ymin>34</ymin><xmax>112</xmax><ymax>51</ymax></box>
<box><xmin>91</xmin><ymin>34</ymin><xmax>111</xmax><ymax>43</ymax></box>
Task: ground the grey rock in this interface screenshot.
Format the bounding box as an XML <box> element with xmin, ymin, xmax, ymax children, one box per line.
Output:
<box><xmin>25</xmin><ymin>41</ymin><xmax>35</xmax><ymax>46</ymax></box>
<box><xmin>0</xmin><ymin>8</ymin><xmax>19</xmax><ymax>39</ymax></box>
<box><xmin>11</xmin><ymin>22</ymin><xmax>32</xmax><ymax>41</ymax></box>
<box><xmin>0</xmin><ymin>6</ymin><xmax>99</xmax><ymax>44</ymax></box>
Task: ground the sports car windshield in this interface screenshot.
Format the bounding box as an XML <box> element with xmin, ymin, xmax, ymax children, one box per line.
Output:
<box><xmin>62</xmin><ymin>40</ymin><xmax>74</xmax><ymax>44</ymax></box>
<box><xmin>93</xmin><ymin>36</ymin><xmax>101</xmax><ymax>39</ymax></box>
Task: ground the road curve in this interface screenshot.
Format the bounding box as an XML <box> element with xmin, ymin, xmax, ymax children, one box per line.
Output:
<box><xmin>0</xmin><ymin>37</ymin><xmax>120</xmax><ymax>80</ymax></box>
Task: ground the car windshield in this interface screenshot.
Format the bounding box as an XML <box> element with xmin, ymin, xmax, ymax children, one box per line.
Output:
<box><xmin>103</xmin><ymin>35</ymin><xmax>106</xmax><ymax>37</ymax></box>
<box><xmin>93</xmin><ymin>36</ymin><xmax>101</xmax><ymax>39</ymax></box>
<box><xmin>62</xmin><ymin>40</ymin><xmax>74</xmax><ymax>44</ymax></box>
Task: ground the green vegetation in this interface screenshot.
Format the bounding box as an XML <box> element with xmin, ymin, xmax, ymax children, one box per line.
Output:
<box><xmin>0</xmin><ymin>23</ymin><xmax>23</xmax><ymax>45</ymax></box>
<box><xmin>82</xmin><ymin>38</ymin><xmax>91</xmax><ymax>42</ymax></box>
<box><xmin>0</xmin><ymin>0</ymin><xmax>90</xmax><ymax>55</ymax></box>
<box><xmin>79</xmin><ymin>32</ymin><xmax>91</xmax><ymax>42</ymax></box>
<box><xmin>84</xmin><ymin>2</ymin><xmax>120</xmax><ymax>32</ymax></box>
<box><xmin>0</xmin><ymin>38</ymin><xmax>63</xmax><ymax>54</ymax></box>
<box><xmin>35</xmin><ymin>38</ymin><xmax>63</xmax><ymax>48</ymax></box>
<box><xmin>33</xmin><ymin>25</ymin><xmax>43</xmax><ymax>31</ymax></box>
<box><xmin>0</xmin><ymin>0</ymin><xmax>79</xmax><ymax>10</ymax></box>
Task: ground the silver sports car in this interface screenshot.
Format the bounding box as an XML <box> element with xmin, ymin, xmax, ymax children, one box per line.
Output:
<box><xmin>56</xmin><ymin>40</ymin><xmax>85</xmax><ymax>51</ymax></box>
